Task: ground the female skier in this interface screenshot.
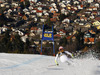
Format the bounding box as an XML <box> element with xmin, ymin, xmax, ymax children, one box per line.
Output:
<box><xmin>55</xmin><ymin>46</ymin><xmax>74</xmax><ymax>66</ymax></box>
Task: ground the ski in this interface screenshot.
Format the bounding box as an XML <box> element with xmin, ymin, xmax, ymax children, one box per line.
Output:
<box><xmin>48</xmin><ymin>64</ymin><xmax>58</xmax><ymax>67</ymax></box>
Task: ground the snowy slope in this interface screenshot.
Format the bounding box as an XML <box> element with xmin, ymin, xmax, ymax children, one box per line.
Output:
<box><xmin>0</xmin><ymin>53</ymin><xmax>100</xmax><ymax>75</ymax></box>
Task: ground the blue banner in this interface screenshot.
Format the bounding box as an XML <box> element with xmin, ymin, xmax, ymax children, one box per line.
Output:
<box><xmin>42</xmin><ymin>32</ymin><xmax>54</xmax><ymax>41</ymax></box>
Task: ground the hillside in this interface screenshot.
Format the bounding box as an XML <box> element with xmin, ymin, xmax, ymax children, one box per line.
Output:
<box><xmin>0</xmin><ymin>53</ymin><xmax>100</xmax><ymax>75</ymax></box>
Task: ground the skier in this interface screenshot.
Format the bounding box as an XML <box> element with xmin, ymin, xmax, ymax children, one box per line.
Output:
<box><xmin>55</xmin><ymin>46</ymin><xmax>74</xmax><ymax>66</ymax></box>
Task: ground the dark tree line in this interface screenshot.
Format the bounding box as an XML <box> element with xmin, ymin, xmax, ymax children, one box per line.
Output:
<box><xmin>58</xmin><ymin>31</ymin><xmax>85</xmax><ymax>53</ymax></box>
<box><xmin>0</xmin><ymin>30</ymin><xmax>34</xmax><ymax>54</ymax></box>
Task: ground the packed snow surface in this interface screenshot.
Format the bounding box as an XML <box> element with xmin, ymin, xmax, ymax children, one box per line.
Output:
<box><xmin>0</xmin><ymin>53</ymin><xmax>100</xmax><ymax>75</ymax></box>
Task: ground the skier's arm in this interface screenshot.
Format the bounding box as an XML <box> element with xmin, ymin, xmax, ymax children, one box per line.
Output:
<box><xmin>65</xmin><ymin>51</ymin><xmax>74</xmax><ymax>58</ymax></box>
<box><xmin>55</xmin><ymin>54</ymin><xmax>59</xmax><ymax>66</ymax></box>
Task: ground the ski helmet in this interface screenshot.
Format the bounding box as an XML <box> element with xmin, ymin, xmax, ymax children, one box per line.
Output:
<box><xmin>59</xmin><ymin>46</ymin><xmax>64</xmax><ymax>50</ymax></box>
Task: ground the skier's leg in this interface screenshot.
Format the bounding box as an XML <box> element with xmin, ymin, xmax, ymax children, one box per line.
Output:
<box><xmin>66</xmin><ymin>58</ymin><xmax>73</xmax><ymax>65</ymax></box>
<box><xmin>66</xmin><ymin>61</ymin><xmax>71</xmax><ymax>65</ymax></box>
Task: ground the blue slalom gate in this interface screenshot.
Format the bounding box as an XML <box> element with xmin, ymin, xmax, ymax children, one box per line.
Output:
<box><xmin>41</xmin><ymin>25</ymin><xmax>55</xmax><ymax>56</ymax></box>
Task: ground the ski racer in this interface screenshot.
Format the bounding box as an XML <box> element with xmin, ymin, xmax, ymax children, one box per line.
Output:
<box><xmin>55</xmin><ymin>46</ymin><xmax>74</xmax><ymax>66</ymax></box>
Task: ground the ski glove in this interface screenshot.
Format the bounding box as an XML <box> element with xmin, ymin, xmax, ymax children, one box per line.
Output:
<box><xmin>55</xmin><ymin>60</ymin><xmax>59</xmax><ymax>66</ymax></box>
<box><xmin>56</xmin><ymin>63</ymin><xmax>59</xmax><ymax>66</ymax></box>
